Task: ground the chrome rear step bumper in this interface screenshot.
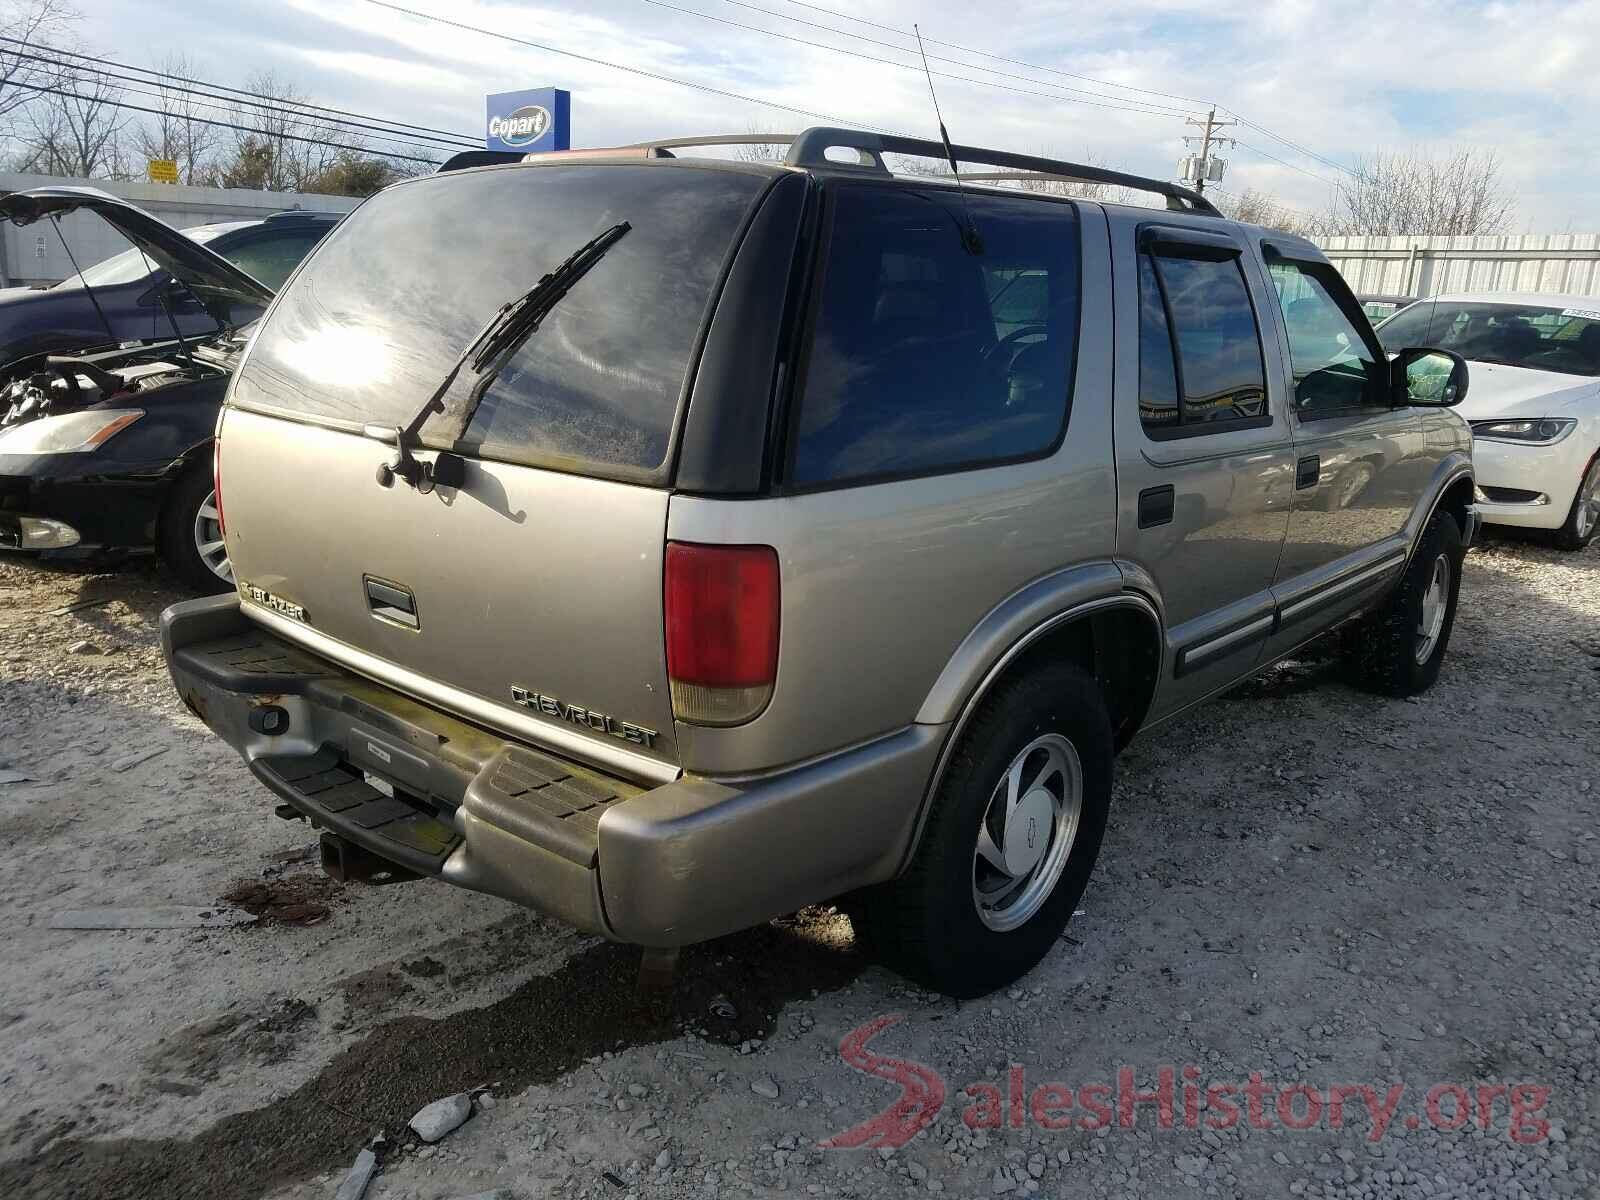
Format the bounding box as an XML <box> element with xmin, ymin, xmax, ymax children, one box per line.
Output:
<box><xmin>162</xmin><ymin>594</ymin><xmax>942</xmax><ymax>945</ymax></box>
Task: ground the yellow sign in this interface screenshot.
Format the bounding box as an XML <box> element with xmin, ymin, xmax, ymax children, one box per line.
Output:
<box><xmin>146</xmin><ymin>159</ymin><xmax>179</xmax><ymax>185</ymax></box>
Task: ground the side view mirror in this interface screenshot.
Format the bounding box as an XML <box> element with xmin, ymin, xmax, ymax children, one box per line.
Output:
<box><xmin>1392</xmin><ymin>346</ymin><xmax>1469</xmax><ymax>407</ymax></box>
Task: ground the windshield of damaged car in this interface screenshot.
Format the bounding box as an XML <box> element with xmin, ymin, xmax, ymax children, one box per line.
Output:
<box><xmin>58</xmin><ymin>226</ymin><xmax>229</xmax><ymax>290</ymax></box>
<box><xmin>1377</xmin><ymin>300</ymin><xmax>1600</xmax><ymax>377</ymax></box>
<box><xmin>231</xmin><ymin>164</ymin><xmax>768</xmax><ymax>481</ymax></box>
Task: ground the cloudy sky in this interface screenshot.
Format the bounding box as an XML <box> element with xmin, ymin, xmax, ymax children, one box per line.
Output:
<box><xmin>87</xmin><ymin>0</ymin><xmax>1596</xmax><ymax>229</ymax></box>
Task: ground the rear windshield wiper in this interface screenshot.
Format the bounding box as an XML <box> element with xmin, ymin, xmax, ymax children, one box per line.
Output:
<box><xmin>375</xmin><ymin>220</ymin><xmax>632</xmax><ymax>491</ymax></box>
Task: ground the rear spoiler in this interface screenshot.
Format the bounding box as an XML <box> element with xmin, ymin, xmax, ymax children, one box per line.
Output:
<box><xmin>436</xmin><ymin>150</ymin><xmax>526</xmax><ymax>173</ymax></box>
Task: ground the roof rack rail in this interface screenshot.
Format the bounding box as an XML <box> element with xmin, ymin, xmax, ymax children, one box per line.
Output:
<box><xmin>624</xmin><ymin>128</ymin><xmax>1219</xmax><ymax>215</ymax></box>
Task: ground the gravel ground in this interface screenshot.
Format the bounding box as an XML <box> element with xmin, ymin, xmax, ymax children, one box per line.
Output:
<box><xmin>1</xmin><ymin>530</ymin><xmax>1596</xmax><ymax>1200</ymax></box>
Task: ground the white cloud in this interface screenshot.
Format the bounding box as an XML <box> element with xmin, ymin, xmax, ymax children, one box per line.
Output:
<box><xmin>86</xmin><ymin>0</ymin><xmax>1596</xmax><ymax>227</ymax></box>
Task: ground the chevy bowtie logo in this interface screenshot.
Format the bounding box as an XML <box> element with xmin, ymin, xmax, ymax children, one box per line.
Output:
<box><xmin>819</xmin><ymin>1015</ymin><xmax>945</xmax><ymax>1149</ymax></box>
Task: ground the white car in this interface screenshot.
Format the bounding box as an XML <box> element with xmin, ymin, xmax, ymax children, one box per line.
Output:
<box><xmin>1377</xmin><ymin>293</ymin><xmax>1600</xmax><ymax>550</ymax></box>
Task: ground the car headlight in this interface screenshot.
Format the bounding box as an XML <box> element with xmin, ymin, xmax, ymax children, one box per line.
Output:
<box><xmin>1469</xmin><ymin>417</ymin><xmax>1577</xmax><ymax>445</ymax></box>
<box><xmin>0</xmin><ymin>409</ymin><xmax>144</xmax><ymax>454</ymax></box>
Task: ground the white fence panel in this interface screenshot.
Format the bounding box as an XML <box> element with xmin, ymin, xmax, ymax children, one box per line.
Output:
<box><xmin>1320</xmin><ymin>234</ymin><xmax>1600</xmax><ymax>300</ymax></box>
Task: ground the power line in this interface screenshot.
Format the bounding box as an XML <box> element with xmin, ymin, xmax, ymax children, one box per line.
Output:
<box><xmin>0</xmin><ymin>35</ymin><xmax>480</xmax><ymax>148</ymax></box>
<box><xmin>1223</xmin><ymin>110</ymin><xmax>1353</xmax><ymax>177</ymax></box>
<box><xmin>766</xmin><ymin>0</ymin><xmax>1215</xmax><ymax>109</ymax></box>
<box><xmin>728</xmin><ymin>2</ymin><xmax>1358</xmax><ymax>187</ymax></box>
<box><xmin>699</xmin><ymin>1</ymin><xmax>1365</xmax><ymax>193</ymax></box>
<box><xmin>677</xmin><ymin>0</ymin><xmax>1196</xmax><ymax>116</ymax></box>
<box><xmin>6</xmin><ymin>79</ymin><xmax>443</xmax><ymax>165</ymax></box>
<box><xmin>633</xmin><ymin>0</ymin><xmax>1193</xmax><ymax>119</ymax></box>
<box><xmin>359</xmin><ymin>0</ymin><xmax>914</xmax><ymax>135</ymax></box>
<box><xmin>1231</xmin><ymin>138</ymin><xmax>1340</xmax><ymax>188</ymax></box>
<box><xmin>21</xmin><ymin>70</ymin><xmax>454</xmax><ymax>159</ymax></box>
<box><xmin>1</xmin><ymin>46</ymin><xmax>475</xmax><ymax>155</ymax></box>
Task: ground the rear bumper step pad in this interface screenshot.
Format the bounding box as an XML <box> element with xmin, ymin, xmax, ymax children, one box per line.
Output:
<box><xmin>253</xmin><ymin>749</ymin><xmax>462</xmax><ymax>876</ymax></box>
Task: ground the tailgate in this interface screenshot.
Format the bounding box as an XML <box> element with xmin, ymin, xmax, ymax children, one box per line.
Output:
<box><xmin>219</xmin><ymin>407</ymin><xmax>678</xmax><ymax>776</ymax></box>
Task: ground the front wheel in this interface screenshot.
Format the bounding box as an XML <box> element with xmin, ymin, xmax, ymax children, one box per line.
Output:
<box><xmin>849</xmin><ymin>664</ymin><xmax>1112</xmax><ymax>998</ymax></box>
<box><xmin>1550</xmin><ymin>451</ymin><xmax>1600</xmax><ymax>552</ymax></box>
<box><xmin>1344</xmin><ymin>509</ymin><xmax>1464</xmax><ymax>696</ymax></box>
<box><xmin>159</xmin><ymin>464</ymin><xmax>234</xmax><ymax>594</ymax></box>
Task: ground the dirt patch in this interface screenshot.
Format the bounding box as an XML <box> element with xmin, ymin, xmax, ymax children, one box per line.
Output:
<box><xmin>221</xmin><ymin>875</ymin><xmax>342</xmax><ymax>927</ymax></box>
<box><xmin>0</xmin><ymin>910</ymin><xmax>862</xmax><ymax>1200</ymax></box>
<box><xmin>146</xmin><ymin>999</ymin><xmax>319</xmax><ymax>1083</ymax></box>
<box><xmin>336</xmin><ymin>967</ymin><xmax>416</xmax><ymax>1022</ymax></box>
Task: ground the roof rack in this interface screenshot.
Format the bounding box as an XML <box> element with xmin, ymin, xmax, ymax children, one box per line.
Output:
<box><xmin>625</xmin><ymin>128</ymin><xmax>1220</xmax><ymax>216</ymax></box>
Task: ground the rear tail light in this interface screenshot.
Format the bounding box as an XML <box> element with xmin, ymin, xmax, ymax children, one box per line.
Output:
<box><xmin>213</xmin><ymin>437</ymin><xmax>225</xmax><ymax>537</ymax></box>
<box><xmin>664</xmin><ymin>542</ymin><xmax>780</xmax><ymax>726</ymax></box>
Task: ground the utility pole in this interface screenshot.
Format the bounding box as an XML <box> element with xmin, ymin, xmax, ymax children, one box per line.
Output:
<box><xmin>1180</xmin><ymin>108</ymin><xmax>1234</xmax><ymax>195</ymax></box>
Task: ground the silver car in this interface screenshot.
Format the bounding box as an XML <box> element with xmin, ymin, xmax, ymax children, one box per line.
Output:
<box><xmin>162</xmin><ymin>129</ymin><xmax>1478</xmax><ymax>997</ymax></box>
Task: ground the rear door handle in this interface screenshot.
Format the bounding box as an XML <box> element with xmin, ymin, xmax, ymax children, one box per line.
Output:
<box><xmin>1296</xmin><ymin>455</ymin><xmax>1320</xmax><ymax>490</ymax></box>
<box><xmin>1138</xmin><ymin>485</ymin><xmax>1175</xmax><ymax>528</ymax></box>
<box><xmin>364</xmin><ymin>576</ymin><xmax>419</xmax><ymax>629</ymax></box>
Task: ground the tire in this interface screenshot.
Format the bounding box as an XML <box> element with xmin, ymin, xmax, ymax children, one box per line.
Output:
<box><xmin>158</xmin><ymin>463</ymin><xmax>233</xmax><ymax>594</ymax></box>
<box><xmin>849</xmin><ymin>664</ymin><xmax>1113</xmax><ymax>999</ymax></box>
<box><xmin>1344</xmin><ymin>509</ymin><xmax>1464</xmax><ymax>697</ymax></box>
<box><xmin>1550</xmin><ymin>451</ymin><xmax>1600</xmax><ymax>552</ymax></box>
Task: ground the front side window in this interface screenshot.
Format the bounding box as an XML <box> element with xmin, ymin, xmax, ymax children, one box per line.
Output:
<box><xmin>1377</xmin><ymin>300</ymin><xmax>1600</xmax><ymax>377</ymax></box>
<box><xmin>221</xmin><ymin>228</ymin><xmax>328</xmax><ymax>291</ymax></box>
<box><xmin>790</xmin><ymin>186</ymin><xmax>1079</xmax><ymax>487</ymax></box>
<box><xmin>1138</xmin><ymin>246</ymin><xmax>1268</xmax><ymax>434</ymax></box>
<box><xmin>1267</xmin><ymin>259</ymin><xmax>1387</xmax><ymax>416</ymax></box>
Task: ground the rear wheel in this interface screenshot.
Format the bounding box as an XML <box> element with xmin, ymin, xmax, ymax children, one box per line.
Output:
<box><xmin>1551</xmin><ymin>451</ymin><xmax>1600</xmax><ymax>552</ymax></box>
<box><xmin>849</xmin><ymin>664</ymin><xmax>1112</xmax><ymax>998</ymax></box>
<box><xmin>159</xmin><ymin>463</ymin><xmax>233</xmax><ymax>594</ymax></box>
<box><xmin>1344</xmin><ymin>509</ymin><xmax>1464</xmax><ymax>696</ymax></box>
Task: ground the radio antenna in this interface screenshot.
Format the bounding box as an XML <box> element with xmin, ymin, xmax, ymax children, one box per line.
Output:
<box><xmin>913</xmin><ymin>22</ymin><xmax>982</xmax><ymax>255</ymax></box>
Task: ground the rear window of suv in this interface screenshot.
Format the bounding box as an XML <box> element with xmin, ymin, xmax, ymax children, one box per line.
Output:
<box><xmin>230</xmin><ymin>164</ymin><xmax>770</xmax><ymax>482</ymax></box>
<box><xmin>789</xmin><ymin>184</ymin><xmax>1080</xmax><ymax>488</ymax></box>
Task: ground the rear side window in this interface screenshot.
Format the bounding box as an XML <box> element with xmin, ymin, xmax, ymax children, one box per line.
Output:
<box><xmin>232</xmin><ymin>165</ymin><xmax>769</xmax><ymax>482</ymax></box>
<box><xmin>1139</xmin><ymin>244</ymin><xmax>1268</xmax><ymax>435</ymax></box>
<box><xmin>790</xmin><ymin>186</ymin><xmax>1079</xmax><ymax>487</ymax></box>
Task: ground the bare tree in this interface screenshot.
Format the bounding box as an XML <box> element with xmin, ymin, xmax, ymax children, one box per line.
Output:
<box><xmin>1212</xmin><ymin>187</ymin><xmax>1333</xmax><ymax>237</ymax></box>
<box><xmin>0</xmin><ymin>0</ymin><xmax>76</xmax><ymax>122</ymax></box>
<box><xmin>1323</xmin><ymin>148</ymin><xmax>1515</xmax><ymax>237</ymax></box>
<box><xmin>732</xmin><ymin>125</ymin><xmax>789</xmax><ymax>164</ymax></box>
<box><xmin>134</xmin><ymin>52</ymin><xmax>220</xmax><ymax>184</ymax></box>
<box><xmin>216</xmin><ymin>69</ymin><xmax>354</xmax><ymax>191</ymax></box>
<box><xmin>16</xmin><ymin>56</ymin><xmax>124</xmax><ymax>176</ymax></box>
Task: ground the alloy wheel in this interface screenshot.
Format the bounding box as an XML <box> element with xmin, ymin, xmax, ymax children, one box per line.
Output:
<box><xmin>1576</xmin><ymin>458</ymin><xmax>1600</xmax><ymax>541</ymax></box>
<box><xmin>192</xmin><ymin>489</ymin><xmax>232</xmax><ymax>583</ymax></box>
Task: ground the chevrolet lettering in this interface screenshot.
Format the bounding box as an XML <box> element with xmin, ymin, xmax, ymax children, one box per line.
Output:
<box><xmin>509</xmin><ymin>686</ymin><xmax>659</xmax><ymax>748</ymax></box>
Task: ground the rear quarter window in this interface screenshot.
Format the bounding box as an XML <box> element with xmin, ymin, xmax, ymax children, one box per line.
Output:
<box><xmin>788</xmin><ymin>184</ymin><xmax>1080</xmax><ymax>488</ymax></box>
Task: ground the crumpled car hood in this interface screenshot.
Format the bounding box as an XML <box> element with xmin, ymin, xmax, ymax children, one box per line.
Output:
<box><xmin>0</xmin><ymin>186</ymin><xmax>275</xmax><ymax>326</ymax></box>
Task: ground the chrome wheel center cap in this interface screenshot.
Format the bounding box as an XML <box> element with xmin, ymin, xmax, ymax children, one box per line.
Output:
<box><xmin>1004</xmin><ymin>788</ymin><xmax>1054</xmax><ymax>877</ymax></box>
